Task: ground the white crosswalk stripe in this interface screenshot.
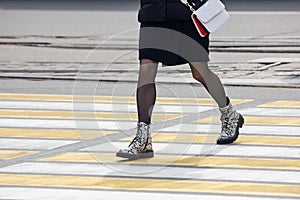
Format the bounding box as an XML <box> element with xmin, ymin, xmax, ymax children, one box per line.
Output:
<box><xmin>0</xmin><ymin>138</ymin><xmax>78</xmax><ymax>150</ymax></box>
<box><xmin>0</xmin><ymin>93</ymin><xmax>299</xmax><ymax>199</ymax></box>
<box><xmin>241</xmin><ymin>107</ymin><xmax>300</xmax><ymax>117</ymax></box>
<box><xmin>159</xmin><ymin>124</ymin><xmax>300</xmax><ymax>136</ymax></box>
<box><xmin>83</xmin><ymin>141</ymin><xmax>300</xmax><ymax>159</ymax></box>
<box><xmin>0</xmin><ymin>162</ymin><xmax>299</xmax><ymax>184</ymax></box>
<box><xmin>0</xmin><ymin>118</ymin><xmax>136</xmax><ymax>130</ymax></box>
<box><xmin>1</xmin><ymin>187</ymin><xmax>296</xmax><ymax>200</ymax></box>
<box><xmin>0</xmin><ymin>100</ymin><xmax>214</xmax><ymax>113</ymax></box>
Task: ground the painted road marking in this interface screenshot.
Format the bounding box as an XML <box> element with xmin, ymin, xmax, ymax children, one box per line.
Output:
<box><xmin>0</xmin><ymin>93</ymin><xmax>251</xmax><ymax>105</ymax></box>
<box><xmin>42</xmin><ymin>152</ymin><xmax>300</xmax><ymax>171</ymax></box>
<box><xmin>197</xmin><ymin>116</ymin><xmax>300</xmax><ymax>126</ymax></box>
<box><xmin>241</xmin><ymin>107</ymin><xmax>300</xmax><ymax>117</ymax></box>
<box><xmin>0</xmin><ymin>100</ymin><xmax>214</xmax><ymax>113</ymax></box>
<box><xmin>0</xmin><ymin>138</ymin><xmax>77</xmax><ymax>150</ymax></box>
<box><xmin>0</xmin><ymin>128</ymin><xmax>116</xmax><ymax>140</ymax></box>
<box><xmin>259</xmin><ymin>100</ymin><xmax>300</xmax><ymax>108</ymax></box>
<box><xmin>0</xmin><ymin>118</ymin><xmax>136</xmax><ymax>130</ymax></box>
<box><xmin>0</xmin><ymin>150</ymin><xmax>38</xmax><ymax>160</ymax></box>
<box><xmin>1</xmin><ymin>187</ymin><xmax>290</xmax><ymax>200</ymax></box>
<box><xmin>158</xmin><ymin>124</ymin><xmax>300</xmax><ymax>136</ymax></box>
<box><xmin>121</xmin><ymin>133</ymin><xmax>300</xmax><ymax>147</ymax></box>
<box><xmin>84</xmin><ymin>142</ymin><xmax>300</xmax><ymax>159</ymax></box>
<box><xmin>0</xmin><ymin>109</ymin><xmax>183</xmax><ymax>121</ymax></box>
<box><xmin>0</xmin><ymin>162</ymin><xmax>299</xmax><ymax>184</ymax></box>
<box><xmin>0</xmin><ymin>93</ymin><xmax>299</xmax><ymax>200</ymax></box>
<box><xmin>0</xmin><ymin>174</ymin><xmax>299</xmax><ymax>198</ymax></box>
<box><xmin>1</xmin><ymin>119</ymin><xmax>300</xmax><ymax>136</ymax></box>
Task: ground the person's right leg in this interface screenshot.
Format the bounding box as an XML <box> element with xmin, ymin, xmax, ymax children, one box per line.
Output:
<box><xmin>137</xmin><ymin>59</ymin><xmax>159</xmax><ymax>124</ymax></box>
<box><xmin>116</xmin><ymin>59</ymin><xmax>158</xmax><ymax>159</ymax></box>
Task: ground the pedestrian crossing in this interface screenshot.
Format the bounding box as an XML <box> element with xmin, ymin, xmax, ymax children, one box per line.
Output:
<box><xmin>0</xmin><ymin>93</ymin><xmax>299</xmax><ymax>200</ymax></box>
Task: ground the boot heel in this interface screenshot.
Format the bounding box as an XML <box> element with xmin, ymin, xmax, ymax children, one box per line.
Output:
<box><xmin>238</xmin><ymin>115</ymin><xmax>244</xmax><ymax>128</ymax></box>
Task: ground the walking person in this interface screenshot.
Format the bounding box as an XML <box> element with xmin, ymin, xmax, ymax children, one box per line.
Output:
<box><xmin>116</xmin><ymin>0</ymin><xmax>244</xmax><ymax>160</ymax></box>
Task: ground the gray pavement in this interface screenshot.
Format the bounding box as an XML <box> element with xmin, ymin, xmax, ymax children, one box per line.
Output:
<box><xmin>0</xmin><ymin>86</ymin><xmax>299</xmax><ymax>200</ymax></box>
<box><xmin>0</xmin><ymin>0</ymin><xmax>300</xmax><ymax>88</ymax></box>
<box><xmin>0</xmin><ymin>35</ymin><xmax>299</xmax><ymax>88</ymax></box>
<box><xmin>0</xmin><ymin>1</ymin><xmax>300</xmax><ymax>200</ymax></box>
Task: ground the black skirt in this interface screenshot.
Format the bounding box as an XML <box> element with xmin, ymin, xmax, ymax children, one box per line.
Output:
<box><xmin>139</xmin><ymin>19</ymin><xmax>209</xmax><ymax>66</ymax></box>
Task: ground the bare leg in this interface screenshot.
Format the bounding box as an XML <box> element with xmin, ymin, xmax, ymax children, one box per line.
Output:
<box><xmin>137</xmin><ymin>59</ymin><xmax>159</xmax><ymax>124</ymax></box>
<box><xmin>189</xmin><ymin>62</ymin><xmax>227</xmax><ymax>108</ymax></box>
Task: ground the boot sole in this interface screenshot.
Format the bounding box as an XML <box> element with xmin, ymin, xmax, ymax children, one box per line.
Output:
<box><xmin>217</xmin><ymin>114</ymin><xmax>244</xmax><ymax>145</ymax></box>
<box><xmin>116</xmin><ymin>150</ymin><xmax>154</xmax><ymax>160</ymax></box>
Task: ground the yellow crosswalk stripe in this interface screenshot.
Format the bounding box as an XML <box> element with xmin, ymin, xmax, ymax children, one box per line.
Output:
<box><xmin>0</xmin><ymin>150</ymin><xmax>38</xmax><ymax>160</ymax></box>
<box><xmin>235</xmin><ymin>135</ymin><xmax>300</xmax><ymax>146</ymax></box>
<box><xmin>259</xmin><ymin>100</ymin><xmax>300</xmax><ymax>108</ymax></box>
<box><xmin>42</xmin><ymin>152</ymin><xmax>300</xmax><ymax>171</ymax></box>
<box><xmin>197</xmin><ymin>116</ymin><xmax>300</xmax><ymax>126</ymax></box>
<box><xmin>0</xmin><ymin>93</ymin><xmax>251</xmax><ymax>105</ymax></box>
<box><xmin>121</xmin><ymin>133</ymin><xmax>300</xmax><ymax>147</ymax></box>
<box><xmin>0</xmin><ymin>109</ymin><xmax>182</xmax><ymax>121</ymax></box>
<box><xmin>3</xmin><ymin>128</ymin><xmax>298</xmax><ymax>147</ymax></box>
<box><xmin>155</xmin><ymin>98</ymin><xmax>250</xmax><ymax>105</ymax></box>
<box><xmin>0</xmin><ymin>128</ymin><xmax>116</xmax><ymax>140</ymax></box>
<box><xmin>0</xmin><ymin>174</ymin><xmax>299</xmax><ymax>197</ymax></box>
<box><xmin>1</xmin><ymin>93</ymin><xmax>300</xmax><ymax>199</ymax></box>
<box><xmin>0</xmin><ymin>93</ymin><xmax>73</xmax><ymax>102</ymax></box>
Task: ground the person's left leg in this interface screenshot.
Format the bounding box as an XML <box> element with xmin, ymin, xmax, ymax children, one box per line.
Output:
<box><xmin>189</xmin><ymin>62</ymin><xmax>226</xmax><ymax>107</ymax></box>
<box><xmin>189</xmin><ymin>62</ymin><xmax>244</xmax><ymax>144</ymax></box>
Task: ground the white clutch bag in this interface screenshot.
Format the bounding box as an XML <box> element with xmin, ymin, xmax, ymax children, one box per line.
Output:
<box><xmin>182</xmin><ymin>0</ymin><xmax>230</xmax><ymax>37</ymax></box>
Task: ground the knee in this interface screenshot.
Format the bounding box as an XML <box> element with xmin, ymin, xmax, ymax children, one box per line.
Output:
<box><xmin>138</xmin><ymin>59</ymin><xmax>158</xmax><ymax>85</ymax></box>
<box><xmin>192</xmin><ymin>73</ymin><xmax>200</xmax><ymax>81</ymax></box>
<box><xmin>140</xmin><ymin>59</ymin><xmax>157</xmax><ymax>66</ymax></box>
<box><xmin>140</xmin><ymin>59</ymin><xmax>158</xmax><ymax>72</ymax></box>
<box><xmin>192</xmin><ymin>72</ymin><xmax>205</xmax><ymax>84</ymax></box>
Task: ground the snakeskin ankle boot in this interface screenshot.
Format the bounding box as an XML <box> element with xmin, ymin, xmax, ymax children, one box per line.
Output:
<box><xmin>116</xmin><ymin>122</ymin><xmax>153</xmax><ymax>160</ymax></box>
<box><xmin>217</xmin><ymin>98</ymin><xmax>244</xmax><ymax>144</ymax></box>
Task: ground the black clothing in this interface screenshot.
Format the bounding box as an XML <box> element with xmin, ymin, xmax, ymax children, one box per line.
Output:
<box><xmin>138</xmin><ymin>0</ymin><xmax>191</xmax><ymax>22</ymax></box>
<box><xmin>138</xmin><ymin>0</ymin><xmax>209</xmax><ymax>66</ymax></box>
<box><xmin>139</xmin><ymin>20</ymin><xmax>209</xmax><ymax>66</ymax></box>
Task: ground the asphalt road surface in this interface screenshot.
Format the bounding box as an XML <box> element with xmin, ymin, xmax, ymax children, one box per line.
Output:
<box><xmin>0</xmin><ymin>1</ymin><xmax>299</xmax><ymax>200</ymax></box>
<box><xmin>0</xmin><ymin>0</ymin><xmax>299</xmax><ymax>38</ymax></box>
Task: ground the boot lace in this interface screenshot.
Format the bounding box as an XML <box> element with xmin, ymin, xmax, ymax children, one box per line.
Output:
<box><xmin>220</xmin><ymin>112</ymin><xmax>239</xmax><ymax>138</ymax></box>
<box><xmin>127</xmin><ymin>122</ymin><xmax>150</xmax><ymax>153</ymax></box>
<box><xmin>221</xmin><ymin>116</ymin><xmax>234</xmax><ymax>137</ymax></box>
